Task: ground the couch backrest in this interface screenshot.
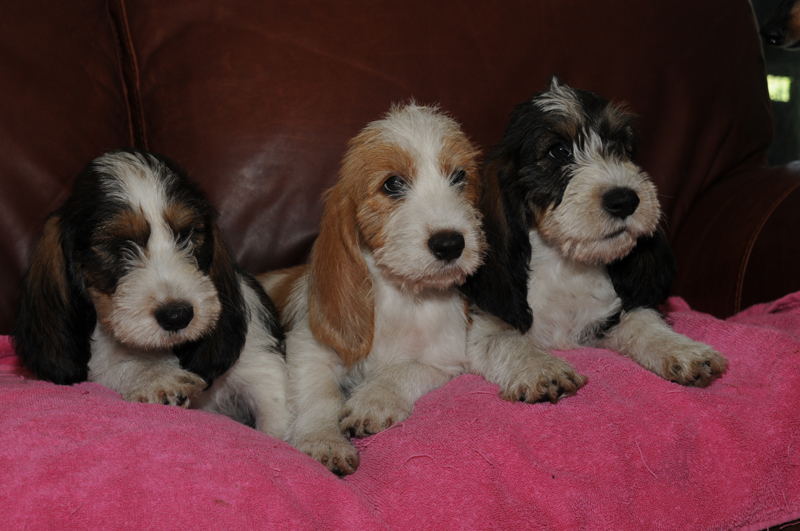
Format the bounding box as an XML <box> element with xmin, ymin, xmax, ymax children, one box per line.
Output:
<box><xmin>0</xmin><ymin>0</ymin><xmax>772</xmax><ymax>333</ymax></box>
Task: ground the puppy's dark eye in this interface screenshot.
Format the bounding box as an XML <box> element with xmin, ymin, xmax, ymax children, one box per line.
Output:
<box><xmin>450</xmin><ymin>169</ymin><xmax>466</xmax><ymax>186</ymax></box>
<box><xmin>548</xmin><ymin>144</ymin><xmax>572</xmax><ymax>161</ymax></box>
<box><xmin>382</xmin><ymin>176</ymin><xmax>407</xmax><ymax>198</ymax></box>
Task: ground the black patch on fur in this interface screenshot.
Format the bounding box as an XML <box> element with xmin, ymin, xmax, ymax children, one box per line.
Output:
<box><xmin>170</xmin><ymin>226</ymin><xmax>244</xmax><ymax>388</ymax></box>
<box><xmin>594</xmin><ymin>310</ymin><xmax>622</xmax><ymax>339</ymax></box>
<box><xmin>212</xmin><ymin>387</ymin><xmax>259</xmax><ymax>429</ymax></box>
<box><xmin>243</xmin><ymin>272</ymin><xmax>286</xmax><ymax>357</ymax></box>
<box><xmin>606</xmin><ymin>229</ymin><xmax>677</xmax><ymax>313</ymax></box>
<box><xmin>461</xmin><ymin>158</ymin><xmax>533</xmax><ymax>332</ymax></box>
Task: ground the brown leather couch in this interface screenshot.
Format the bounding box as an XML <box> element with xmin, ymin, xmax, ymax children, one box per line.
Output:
<box><xmin>1</xmin><ymin>0</ymin><xmax>796</xmax><ymax>335</ymax></box>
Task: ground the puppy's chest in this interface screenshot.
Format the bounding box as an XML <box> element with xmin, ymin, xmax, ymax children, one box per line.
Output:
<box><xmin>526</xmin><ymin>231</ymin><xmax>621</xmax><ymax>349</ymax></box>
<box><xmin>368</xmin><ymin>279</ymin><xmax>468</xmax><ymax>368</ymax></box>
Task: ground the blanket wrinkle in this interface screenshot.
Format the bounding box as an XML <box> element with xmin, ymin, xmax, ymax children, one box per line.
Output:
<box><xmin>2</xmin><ymin>294</ymin><xmax>800</xmax><ymax>530</ymax></box>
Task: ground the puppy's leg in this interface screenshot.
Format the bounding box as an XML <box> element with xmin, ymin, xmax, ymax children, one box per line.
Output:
<box><xmin>340</xmin><ymin>362</ymin><xmax>455</xmax><ymax>437</ymax></box>
<box><xmin>467</xmin><ymin>310</ymin><xmax>587</xmax><ymax>403</ymax></box>
<box><xmin>598</xmin><ymin>308</ymin><xmax>728</xmax><ymax>387</ymax></box>
<box><xmin>287</xmin><ymin>324</ymin><xmax>360</xmax><ymax>475</ymax></box>
<box><xmin>88</xmin><ymin>327</ymin><xmax>205</xmax><ymax>407</ymax></box>
<box><xmin>194</xmin><ymin>343</ymin><xmax>289</xmax><ymax>440</ymax></box>
<box><xmin>247</xmin><ymin>352</ymin><xmax>289</xmax><ymax>439</ymax></box>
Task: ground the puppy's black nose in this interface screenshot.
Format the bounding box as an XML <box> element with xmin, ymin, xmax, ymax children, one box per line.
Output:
<box><xmin>155</xmin><ymin>303</ymin><xmax>194</xmax><ymax>331</ymax></box>
<box><xmin>428</xmin><ymin>231</ymin><xmax>465</xmax><ymax>261</ymax></box>
<box><xmin>602</xmin><ymin>188</ymin><xmax>640</xmax><ymax>219</ymax></box>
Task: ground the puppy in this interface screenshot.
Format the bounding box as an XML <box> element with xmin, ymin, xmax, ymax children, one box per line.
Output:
<box><xmin>13</xmin><ymin>148</ymin><xmax>288</xmax><ymax>438</ymax></box>
<box><xmin>463</xmin><ymin>77</ymin><xmax>728</xmax><ymax>387</ymax></box>
<box><xmin>762</xmin><ymin>0</ymin><xmax>800</xmax><ymax>49</ymax></box>
<box><xmin>260</xmin><ymin>103</ymin><xmax>585</xmax><ymax>475</ymax></box>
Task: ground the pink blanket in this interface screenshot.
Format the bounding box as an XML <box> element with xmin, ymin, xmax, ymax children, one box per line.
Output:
<box><xmin>2</xmin><ymin>295</ymin><xmax>799</xmax><ymax>530</ymax></box>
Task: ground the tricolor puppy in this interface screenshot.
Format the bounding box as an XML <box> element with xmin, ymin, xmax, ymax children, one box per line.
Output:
<box><xmin>260</xmin><ymin>103</ymin><xmax>585</xmax><ymax>475</ymax></box>
<box><xmin>13</xmin><ymin>149</ymin><xmax>288</xmax><ymax>438</ymax></box>
<box><xmin>463</xmin><ymin>77</ymin><xmax>728</xmax><ymax>387</ymax></box>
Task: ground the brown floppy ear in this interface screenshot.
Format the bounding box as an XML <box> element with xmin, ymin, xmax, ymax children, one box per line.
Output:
<box><xmin>12</xmin><ymin>215</ymin><xmax>97</xmax><ymax>384</ymax></box>
<box><xmin>460</xmin><ymin>156</ymin><xmax>534</xmax><ymax>333</ymax></box>
<box><xmin>308</xmin><ymin>183</ymin><xmax>374</xmax><ymax>366</ymax></box>
<box><xmin>173</xmin><ymin>222</ymin><xmax>247</xmax><ymax>386</ymax></box>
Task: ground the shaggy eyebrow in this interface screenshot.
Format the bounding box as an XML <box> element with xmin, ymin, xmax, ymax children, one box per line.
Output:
<box><xmin>99</xmin><ymin>209</ymin><xmax>151</xmax><ymax>247</ymax></box>
<box><xmin>163</xmin><ymin>203</ymin><xmax>204</xmax><ymax>234</ymax></box>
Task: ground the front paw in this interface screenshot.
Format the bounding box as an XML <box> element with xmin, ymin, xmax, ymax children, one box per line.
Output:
<box><xmin>340</xmin><ymin>386</ymin><xmax>412</xmax><ymax>437</ymax></box>
<box><xmin>295</xmin><ymin>433</ymin><xmax>360</xmax><ymax>476</ymax></box>
<box><xmin>661</xmin><ymin>343</ymin><xmax>728</xmax><ymax>387</ymax></box>
<box><xmin>499</xmin><ymin>354</ymin><xmax>587</xmax><ymax>404</ymax></box>
<box><xmin>126</xmin><ymin>370</ymin><xmax>206</xmax><ymax>408</ymax></box>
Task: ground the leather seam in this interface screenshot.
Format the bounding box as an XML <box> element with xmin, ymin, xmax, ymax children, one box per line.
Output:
<box><xmin>735</xmin><ymin>178</ymin><xmax>800</xmax><ymax>313</ymax></box>
<box><xmin>107</xmin><ymin>0</ymin><xmax>148</xmax><ymax>149</ymax></box>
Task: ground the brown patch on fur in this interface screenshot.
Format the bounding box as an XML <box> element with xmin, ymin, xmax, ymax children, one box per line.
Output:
<box><xmin>308</xmin><ymin>178</ymin><xmax>374</xmax><ymax>366</ymax></box>
<box><xmin>260</xmin><ymin>265</ymin><xmax>308</xmax><ymax>329</ymax></box>
<box><xmin>345</xmin><ymin>129</ymin><xmax>417</xmax><ymax>252</ymax></box>
<box><xmin>604</xmin><ymin>104</ymin><xmax>630</xmax><ymax>129</ymax></box>
<box><xmin>164</xmin><ymin>202</ymin><xmax>209</xmax><ymax>251</ymax></box>
<box><xmin>27</xmin><ymin>217</ymin><xmax>67</xmax><ymax>303</ymax></box>
<box><xmin>208</xmin><ymin>223</ymin><xmax>237</xmax><ymax>288</ymax></box>
<box><xmin>463</xmin><ymin>295</ymin><xmax>473</xmax><ymax>330</ymax></box>
<box><xmin>554</xmin><ymin>117</ymin><xmax>579</xmax><ymax>144</ymax></box>
<box><xmin>164</xmin><ymin>202</ymin><xmax>202</xmax><ymax>234</ymax></box>
<box><xmin>88</xmin><ymin>287</ymin><xmax>115</xmax><ymax>328</ymax></box>
<box><xmin>99</xmin><ymin>209</ymin><xmax>151</xmax><ymax>250</ymax></box>
<box><xmin>24</xmin><ymin>216</ymin><xmax>71</xmax><ymax>341</ymax></box>
<box><xmin>477</xmin><ymin>157</ymin><xmax>510</xmax><ymax>238</ymax></box>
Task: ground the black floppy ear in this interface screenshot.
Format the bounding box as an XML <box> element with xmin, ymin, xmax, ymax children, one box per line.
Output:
<box><xmin>461</xmin><ymin>156</ymin><xmax>534</xmax><ymax>333</ymax></box>
<box><xmin>607</xmin><ymin>228</ymin><xmax>677</xmax><ymax>312</ymax></box>
<box><xmin>173</xmin><ymin>222</ymin><xmax>247</xmax><ymax>387</ymax></box>
<box><xmin>12</xmin><ymin>215</ymin><xmax>97</xmax><ymax>384</ymax></box>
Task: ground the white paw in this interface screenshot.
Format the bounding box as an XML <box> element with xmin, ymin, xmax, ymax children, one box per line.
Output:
<box><xmin>126</xmin><ymin>370</ymin><xmax>206</xmax><ymax>408</ymax></box>
<box><xmin>499</xmin><ymin>354</ymin><xmax>587</xmax><ymax>404</ymax></box>
<box><xmin>658</xmin><ymin>342</ymin><xmax>728</xmax><ymax>387</ymax></box>
<box><xmin>339</xmin><ymin>385</ymin><xmax>412</xmax><ymax>437</ymax></box>
<box><xmin>294</xmin><ymin>432</ymin><xmax>360</xmax><ymax>476</ymax></box>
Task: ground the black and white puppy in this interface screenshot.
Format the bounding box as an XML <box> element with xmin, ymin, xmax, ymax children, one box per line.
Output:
<box><xmin>463</xmin><ymin>77</ymin><xmax>728</xmax><ymax>387</ymax></box>
<box><xmin>13</xmin><ymin>148</ymin><xmax>288</xmax><ymax>437</ymax></box>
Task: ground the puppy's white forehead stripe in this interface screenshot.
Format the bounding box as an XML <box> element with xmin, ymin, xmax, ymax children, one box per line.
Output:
<box><xmin>368</xmin><ymin>104</ymin><xmax>461</xmax><ymax>172</ymax></box>
<box><xmin>96</xmin><ymin>152</ymin><xmax>178</xmax><ymax>249</ymax></box>
<box><xmin>535</xmin><ymin>85</ymin><xmax>581</xmax><ymax>120</ymax></box>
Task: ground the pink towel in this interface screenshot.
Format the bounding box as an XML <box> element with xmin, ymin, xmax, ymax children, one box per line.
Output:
<box><xmin>2</xmin><ymin>295</ymin><xmax>799</xmax><ymax>530</ymax></box>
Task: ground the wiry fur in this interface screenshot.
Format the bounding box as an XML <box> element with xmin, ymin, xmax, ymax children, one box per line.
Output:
<box><xmin>13</xmin><ymin>149</ymin><xmax>288</xmax><ymax>438</ymax></box>
<box><xmin>260</xmin><ymin>104</ymin><xmax>585</xmax><ymax>475</ymax></box>
<box><xmin>463</xmin><ymin>77</ymin><xmax>728</xmax><ymax>387</ymax></box>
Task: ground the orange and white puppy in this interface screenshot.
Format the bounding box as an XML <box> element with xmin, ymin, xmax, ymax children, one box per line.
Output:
<box><xmin>260</xmin><ymin>104</ymin><xmax>585</xmax><ymax>475</ymax></box>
